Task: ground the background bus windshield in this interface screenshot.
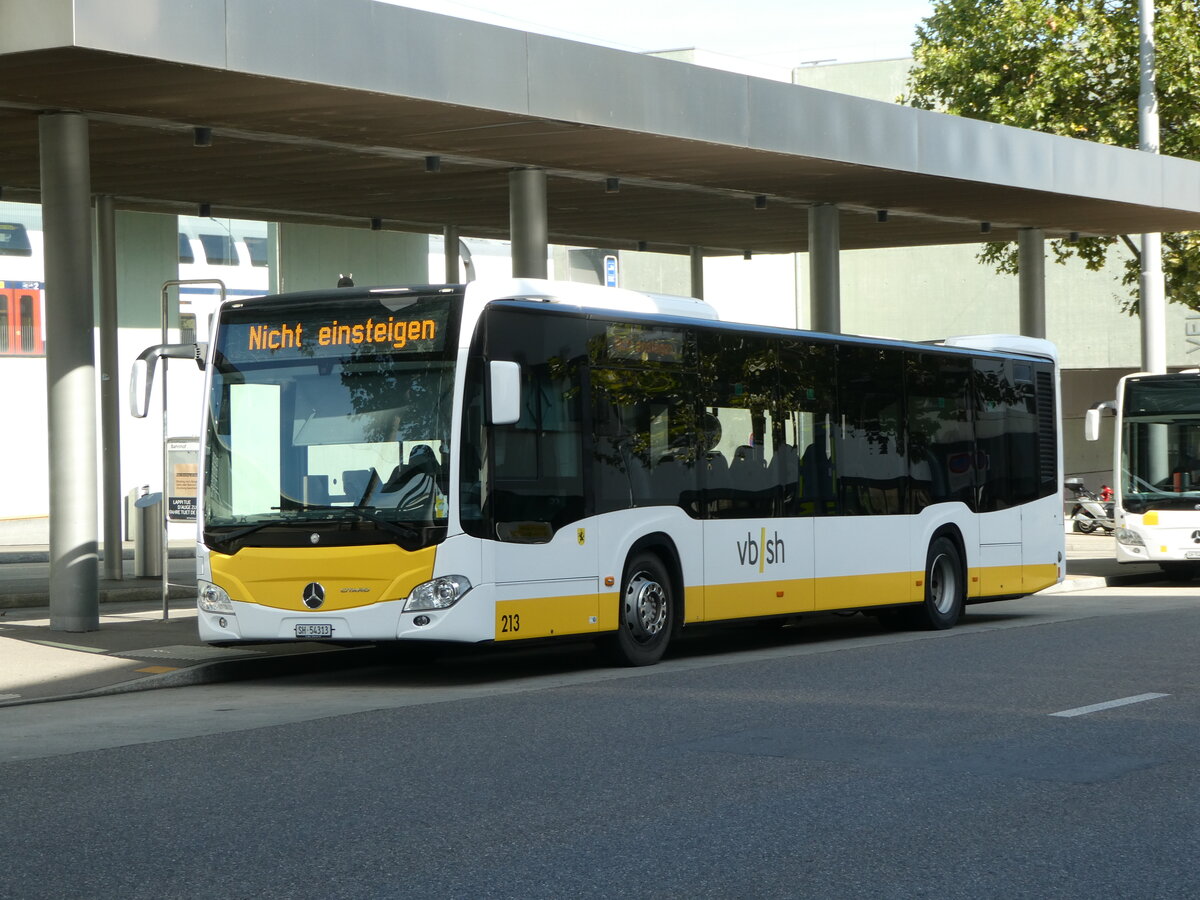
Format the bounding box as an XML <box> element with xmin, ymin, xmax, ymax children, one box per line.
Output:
<box><xmin>204</xmin><ymin>292</ymin><xmax>460</xmax><ymax>549</ymax></box>
<box><xmin>1122</xmin><ymin>375</ymin><xmax>1200</xmax><ymax>511</ymax></box>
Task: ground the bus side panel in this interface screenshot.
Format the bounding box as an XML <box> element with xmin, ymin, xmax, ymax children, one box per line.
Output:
<box><xmin>977</xmin><ymin>507</ymin><xmax>1024</xmax><ymax>597</ymax></box>
<box><xmin>702</xmin><ymin>518</ymin><xmax>815</xmax><ymax>620</ymax></box>
<box><xmin>813</xmin><ymin>515</ymin><xmax>917</xmax><ymax>611</ymax></box>
<box><xmin>1021</xmin><ymin>494</ymin><xmax>1063</xmax><ymax>593</ymax></box>
<box><xmin>489</xmin><ymin>515</ymin><xmax>600</xmax><ymax>642</ymax></box>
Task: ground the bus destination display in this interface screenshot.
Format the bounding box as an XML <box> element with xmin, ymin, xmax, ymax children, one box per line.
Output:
<box><xmin>219</xmin><ymin>301</ymin><xmax>452</xmax><ymax>363</ymax></box>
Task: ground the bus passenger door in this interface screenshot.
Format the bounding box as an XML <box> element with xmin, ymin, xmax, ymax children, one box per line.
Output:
<box><xmin>488</xmin><ymin>357</ymin><xmax>599</xmax><ymax>642</ymax></box>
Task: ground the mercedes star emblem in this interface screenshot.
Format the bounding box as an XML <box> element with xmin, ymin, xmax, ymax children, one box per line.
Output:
<box><xmin>302</xmin><ymin>582</ymin><xmax>326</xmax><ymax>609</ymax></box>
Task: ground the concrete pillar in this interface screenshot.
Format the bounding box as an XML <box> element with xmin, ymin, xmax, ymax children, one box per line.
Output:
<box><xmin>443</xmin><ymin>224</ymin><xmax>460</xmax><ymax>283</ymax></box>
<box><xmin>509</xmin><ymin>168</ymin><xmax>548</xmax><ymax>278</ymax></box>
<box><xmin>1018</xmin><ymin>227</ymin><xmax>1046</xmax><ymax>338</ymax></box>
<box><xmin>689</xmin><ymin>247</ymin><xmax>704</xmax><ymax>299</ymax></box>
<box><xmin>808</xmin><ymin>203</ymin><xmax>841</xmax><ymax>333</ymax></box>
<box><xmin>40</xmin><ymin>111</ymin><xmax>99</xmax><ymax>632</ymax></box>
<box><xmin>96</xmin><ymin>195</ymin><xmax>122</xmax><ymax>581</ymax></box>
<box><xmin>1139</xmin><ymin>0</ymin><xmax>1166</xmax><ymax>374</ymax></box>
<box><xmin>1141</xmin><ymin>233</ymin><xmax>1166</xmax><ymax>373</ymax></box>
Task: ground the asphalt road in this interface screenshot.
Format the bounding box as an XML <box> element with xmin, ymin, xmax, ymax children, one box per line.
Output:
<box><xmin>3</xmin><ymin>585</ymin><xmax>1198</xmax><ymax>899</ymax></box>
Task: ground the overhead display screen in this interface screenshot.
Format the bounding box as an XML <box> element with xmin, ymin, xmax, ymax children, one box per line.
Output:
<box><xmin>216</xmin><ymin>292</ymin><xmax>460</xmax><ymax>365</ymax></box>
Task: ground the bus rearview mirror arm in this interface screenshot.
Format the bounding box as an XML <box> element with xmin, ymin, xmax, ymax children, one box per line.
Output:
<box><xmin>488</xmin><ymin>360</ymin><xmax>521</xmax><ymax>426</ymax></box>
<box><xmin>1084</xmin><ymin>401</ymin><xmax>1116</xmax><ymax>442</ymax></box>
<box><xmin>129</xmin><ymin>342</ymin><xmax>207</xmax><ymax>418</ymax></box>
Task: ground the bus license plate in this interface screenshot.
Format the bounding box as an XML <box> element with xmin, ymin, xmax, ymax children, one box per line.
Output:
<box><xmin>295</xmin><ymin>623</ymin><xmax>333</xmax><ymax>638</ymax></box>
<box><xmin>1186</xmin><ymin>551</ymin><xmax>1200</xmax><ymax>560</ymax></box>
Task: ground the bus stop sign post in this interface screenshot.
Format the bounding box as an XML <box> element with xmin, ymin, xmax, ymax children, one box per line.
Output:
<box><xmin>157</xmin><ymin>279</ymin><xmax>224</xmax><ymax>619</ymax></box>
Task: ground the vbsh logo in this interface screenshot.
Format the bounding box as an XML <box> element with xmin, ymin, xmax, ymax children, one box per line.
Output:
<box><xmin>736</xmin><ymin>528</ymin><xmax>786</xmax><ymax>573</ymax></box>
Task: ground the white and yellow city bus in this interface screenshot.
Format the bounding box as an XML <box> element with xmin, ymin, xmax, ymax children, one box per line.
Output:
<box><xmin>133</xmin><ymin>279</ymin><xmax>1063</xmax><ymax>665</ymax></box>
<box><xmin>1086</xmin><ymin>371</ymin><xmax>1200</xmax><ymax>579</ymax></box>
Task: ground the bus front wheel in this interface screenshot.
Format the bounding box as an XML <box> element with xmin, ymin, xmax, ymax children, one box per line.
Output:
<box><xmin>913</xmin><ymin>536</ymin><xmax>964</xmax><ymax>630</ymax></box>
<box><xmin>603</xmin><ymin>552</ymin><xmax>674</xmax><ymax>667</ymax></box>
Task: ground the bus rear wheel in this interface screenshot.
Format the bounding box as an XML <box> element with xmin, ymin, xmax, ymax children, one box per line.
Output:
<box><xmin>912</xmin><ymin>535</ymin><xmax>964</xmax><ymax>630</ymax></box>
<box><xmin>603</xmin><ymin>552</ymin><xmax>674</xmax><ymax>667</ymax></box>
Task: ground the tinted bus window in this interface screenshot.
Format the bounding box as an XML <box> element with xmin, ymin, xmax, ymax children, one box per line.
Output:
<box><xmin>699</xmin><ymin>330</ymin><xmax>778</xmax><ymax>518</ymax></box>
<box><xmin>591</xmin><ymin>321</ymin><xmax>699</xmax><ymax>516</ymax></box>
<box><xmin>778</xmin><ymin>338</ymin><xmax>837</xmax><ymax>516</ymax></box>
<box><xmin>906</xmin><ymin>353</ymin><xmax>974</xmax><ymax>511</ymax></box>
<box><xmin>837</xmin><ymin>345</ymin><xmax>905</xmax><ymax>515</ymax></box>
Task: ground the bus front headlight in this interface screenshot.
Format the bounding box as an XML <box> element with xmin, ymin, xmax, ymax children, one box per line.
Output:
<box><xmin>1115</xmin><ymin>528</ymin><xmax>1145</xmax><ymax>546</ymax></box>
<box><xmin>405</xmin><ymin>575</ymin><xmax>471</xmax><ymax>611</ymax></box>
<box><xmin>198</xmin><ymin>580</ymin><xmax>234</xmax><ymax>614</ymax></box>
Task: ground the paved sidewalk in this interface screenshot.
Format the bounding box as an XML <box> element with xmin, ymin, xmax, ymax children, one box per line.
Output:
<box><xmin>0</xmin><ymin>531</ymin><xmax>1164</xmax><ymax>708</ymax></box>
<box><xmin>0</xmin><ymin>540</ymin><xmax>356</xmax><ymax>708</ymax></box>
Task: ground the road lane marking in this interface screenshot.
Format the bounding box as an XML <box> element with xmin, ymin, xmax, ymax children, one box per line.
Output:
<box><xmin>1050</xmin><ymin>693</ymin><xmax>1170</xmax><ymax>718</ymax></box>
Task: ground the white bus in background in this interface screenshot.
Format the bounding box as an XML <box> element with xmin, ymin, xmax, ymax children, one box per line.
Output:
<box><xmin>1087</xmin><ymin>371</ymin><xmax>1200</xmax><ymax>579</ymax></box>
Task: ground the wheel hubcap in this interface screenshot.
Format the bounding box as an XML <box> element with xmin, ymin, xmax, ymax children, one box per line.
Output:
<box><xmin>929</xmin><ymin>552</ymin><xmax>957</xmax><ymax>615</ymax></box>
<box><xmin>624</xmin><ymin>572</ymin><xmax>667</xmax><ymax>643</ymax></box>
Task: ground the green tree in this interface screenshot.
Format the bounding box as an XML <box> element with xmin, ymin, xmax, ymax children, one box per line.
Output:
<box><xmin>903</xmin><ymin>0</ymin><xmax>1200</xmax><ymax>313</ymax></box>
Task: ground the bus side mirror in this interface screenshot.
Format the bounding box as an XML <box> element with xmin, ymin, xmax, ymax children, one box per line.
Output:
<box><xmin>129</xmin><ymin>358</ymin><xmax>152</xmax><ymax>418</ymax></box>
<box><xmin>1084</xmin><ymin>400</ymin><xmax>1116</xmax><ymax>442</ymax></box>
<box><xmin>488</xmin><ymin>360</ymin><xmax>521</xmax><ymax>425</ymax></box>
<box><xmin>129</xmin><ymin>343</ymin><xmax>206</xmax><ymax>418</ymax></box>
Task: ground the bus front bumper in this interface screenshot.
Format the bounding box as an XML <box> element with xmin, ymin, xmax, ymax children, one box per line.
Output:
<box><xmin>197</xmin><ymin>584</ymin><xmax>497</xmax><ymax>644</ymax></box>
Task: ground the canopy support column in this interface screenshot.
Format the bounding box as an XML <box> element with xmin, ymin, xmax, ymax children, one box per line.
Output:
<box><xmin>690</xmin><ymin>247</ymin><xmax>704</xmax><ymax>299</ymax></box>
<box><xmin>509</xmin><ymin>168</ymin><xmax>548</xmax><ymax>279</ymax></box>
<box><xmin>443</xmin><ymin>224</ymin><xmax>460</xmax><ymax>283</ymax></box>
<box><xmin>808</xmin><ymin>203</ymin><xmax>841</xmax><ymax>333</ymax></box>
<box><xmin>96</xmin><ymin>195</ymin><xmax>122</xmax><ymax>581</ymax></box>
<box><xmin>1018</xmin><ymin>227</ymin><xmax>1046</xmax><ymax>338</ymax></box>
<box><xmin>41</xmin><ymin>111</ymin><xmax>99</xmax><ymax>632</ymax></box>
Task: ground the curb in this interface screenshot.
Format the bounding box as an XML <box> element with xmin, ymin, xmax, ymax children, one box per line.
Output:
<box><xmin>0</xmin><ymin>644</ymin><xmax>377</xmax><ymax>709</ymax></box>
<box><xmin>0</xmin><ymin>584</ymin><xmax>195</xmax><ymax>611</ymax></box>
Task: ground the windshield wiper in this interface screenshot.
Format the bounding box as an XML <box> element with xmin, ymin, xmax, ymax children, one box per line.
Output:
<box><xmin>279</xmin><ymin>503</ymin><xmax>423</xmax><ymax>543</ymax></box>
<box><xmin>207</xmin><ymin>519</ymin><xmax>278</xmax><ymax>543</ymax></box>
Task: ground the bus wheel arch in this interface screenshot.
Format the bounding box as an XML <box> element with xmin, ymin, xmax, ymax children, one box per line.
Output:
<box><xmin>603</xmin><ymin>534</ymin><xmax>682</xmax><ymax>666</ymax></box>
<box><xmin>915</xmin><ymin>526</ymin><xmax>966</xmax><ymax>630</ymax></box>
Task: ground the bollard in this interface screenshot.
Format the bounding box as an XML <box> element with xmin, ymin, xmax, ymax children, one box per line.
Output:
<box><xmin>133</xmin><ymin>492</ymin><xmax>164</xmax><ymax>578</ymax></box>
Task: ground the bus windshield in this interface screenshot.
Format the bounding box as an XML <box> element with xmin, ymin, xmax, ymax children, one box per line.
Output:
<box><xmin>1121</xmin><ymin>375</ymin><xmax>1200</xmax><ymax>513</ymax></box>
<box><xmin>203</xmin><ymin>289</ymin><xmax>462</xmax><ymax>551</ymax></box>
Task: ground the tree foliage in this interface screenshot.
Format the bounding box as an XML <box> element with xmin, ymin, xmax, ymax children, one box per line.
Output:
<box><xmin>903</xmin><ymin>0</ymin><xmax>1200</xmax><ymax>313</ymax></box>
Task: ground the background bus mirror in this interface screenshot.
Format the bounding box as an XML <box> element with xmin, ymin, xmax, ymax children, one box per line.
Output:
<box><xmin>1084</xmin><ymin>407</ymin><xmax>1101</xmax><ymax>441</ymax></box>
<box><xmin>488</xmin><ymin>360</ymin><xmax>521</xmax><ymax>425</ymax></box>
<box><xmin>129</xmin><ymin>357</ymin><xmax>153</xmax><ymax>418</ymax></box>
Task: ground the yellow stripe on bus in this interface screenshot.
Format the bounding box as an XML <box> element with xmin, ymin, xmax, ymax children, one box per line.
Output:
<box><xmin>493</xmin><ymin>562</ymin><xmax>1059</xmax><ymax>641</ymax></box>
<box><xmin>495</xmin><ymin>594</ymin><xmax>602</xmax><ymax>641</ymax></box>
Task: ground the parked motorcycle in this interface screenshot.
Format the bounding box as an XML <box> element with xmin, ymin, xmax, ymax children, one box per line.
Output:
<box><xmin>1065</xmin><ymin>477</ymin><xmax>1115</xmax><ymax>534</ymax></box>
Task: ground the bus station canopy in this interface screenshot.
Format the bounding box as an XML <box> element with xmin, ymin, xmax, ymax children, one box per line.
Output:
<box><xmin>1</xmin><ymin>0</ymin><xmax>1200</xmax><ymax>255</ymax></box>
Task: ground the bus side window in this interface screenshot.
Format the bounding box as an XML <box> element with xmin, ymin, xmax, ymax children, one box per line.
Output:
<box><xmin>905</xmin><ymin>353</ymin><xmax>974</xmax><ymax>512</ymax></box>
<box><xmin>699</xmin><ymin>330</ymin><xmax>777</xmax><ymax>518</ymax></box>
<box><xmin>778</xmin><ymin>339</ymin><xmax>837</xmax><ymax>516</ymax></box>
<box><xmin>836</xmin><ymin>345</ymin><xmax>905</xmax><ymax>516</ymax></box>
<box><xmin>591</xmin><ymin>368</ymin><xmax>698</xmax><ymax>514</ymax></box>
